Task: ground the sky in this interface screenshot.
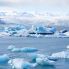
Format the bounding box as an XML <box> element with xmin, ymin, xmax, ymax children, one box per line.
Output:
<box><xmin>0</xmin><ymin>0</ymin><xmax>69</xmax><ymax>15</ymax></box>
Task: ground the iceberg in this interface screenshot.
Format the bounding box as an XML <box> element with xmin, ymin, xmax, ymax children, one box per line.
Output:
<box><xmin>51</xmin><ymin>51</ymin><xmax>66</xmax><ymax>58</ymax></box>
<box><xmin>36</xmin><ymin>57</ymin><xmax>55</xmax><ymax>66</ymax></box>
<box><xmin>35</xmin><ymin>54</ymin><xmax>55</xmax><ymax>66</ymax></box>
<box><xmin>29</xmin><ymin>54</ymin><xmax>55</xmax><ymax>66</ymax></box>
<box><xmin>46</xmin><ymin>27</ymin><xmax>56</xmax><ymax>34</ymax></box>
<box><xmin>8</xmin><ymin>45</ymin><xmax>21</xmax><ymax>52</ymax></box>
<box><xmin>63</xmin><ymin>31</ymin><xmax>69</xmax><ymax>37</ymax></box>
<box><xmin>29</xmin><ymin>25</ymin><xmax>56</xmax><ymax>35</ymax></box>
<box><xmin>8</xmin><ymin>45</ymin><xmax>15</xmax><ymax>50</ymax></box>
<box><xmin>0</xmin><ymin>54</ymin><xmax>10</xmax><ymax>64</ymax></box>
<box><xmin>8</xmin><ymin>58</ymin><xmax>37</xmax><ymax>69</ymax></box>
<box><xmin>36</xmin><ymin>26</ymin><xmax>47</xmax><ymax>34</ymax></box>
<box><xmin>51</xmin><ymin>45</ymin><xmax>69</xmax><ymax>59</ymax></box>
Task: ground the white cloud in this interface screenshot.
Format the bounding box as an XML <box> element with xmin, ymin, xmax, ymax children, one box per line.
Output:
<box><xmin>0</xmin><ymin>0</ymin><xmax>69</xmax><ymax>5</ymax></box>
<box><xmin>0</xmin><ymin>0</ymin><xmax>69</xmax><ymax>15</ymax></box>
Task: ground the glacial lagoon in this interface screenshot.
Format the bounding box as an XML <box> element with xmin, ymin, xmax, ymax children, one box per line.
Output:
<box><xmin>0</xmin><ymin>37</ymin><xmax>69</xmax><ymax>69</ymax></box>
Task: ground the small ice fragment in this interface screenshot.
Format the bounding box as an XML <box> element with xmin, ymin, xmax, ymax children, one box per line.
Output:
<box><xmin>8</xmin><ymin>45</ymin><xmax>15</xmax><ymax>50</ymax></box>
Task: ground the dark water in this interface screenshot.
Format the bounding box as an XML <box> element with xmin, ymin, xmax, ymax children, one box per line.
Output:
<box><xmin>0</xmin><ymin>37</ymin><xmax>69</xmax><ymax>69</ymax></box>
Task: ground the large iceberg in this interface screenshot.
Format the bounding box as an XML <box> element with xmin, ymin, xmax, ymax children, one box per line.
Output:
<box><xmin>29</xmin><ymin>25</ymin><xmax>56</xmax><ymax>35</ymax></box>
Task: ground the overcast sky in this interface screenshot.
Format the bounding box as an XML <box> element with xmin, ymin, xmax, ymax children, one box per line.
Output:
<box><xmin>0</xmin><ymin>0</ymin><xmax>69</xmax><ymax>15</ymax></box>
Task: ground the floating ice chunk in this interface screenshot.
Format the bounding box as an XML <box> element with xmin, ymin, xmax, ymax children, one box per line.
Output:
<box><xmin>0</xmin><ymin>54</ymin><xmax>10</xmax><ymax>64</ymax></box>
<box><xmin>63</xmin><ymin>32</ymin><xmax>69</xmax><ymax>37</ymax></box>
<box><xmin>21</xmin><ymin>47</ymin><xmax>38</xmax><ymax>53</ymax></box>
<box><xmin>29</xmin><ymin>54</ymin><xmax>49</xmax><ymax>62</ymax></box>
<box><xmin>8</xmin><ymin>45</ymin><xmax>15</xmax><ymax>50</ymax></box>
<box><xmin>51</xmin><ymin>45</ymin><xmax>69</xmax><ymax>59</ymax></box>
<box><xmin>51</xmin><ymin>51</ymin><xmax>66</xmax><ymax>58</ymax></box>
<box><xmin>8</xmin><ymin>45</ymin><xmax>20</xmax><ymax>52</ymax></box>
<box><xmin>11</xmin><ymin>48</ymin><xmax>21</xmax><ymax>52</ymax></box>
<box><xmin>8</xmin><ymin>58</ymin><xmax>37</xmax><ymax>69</ymax></box>
<box><xmin>29</xmin><ymin>53</ymin><xmax>55</xmax><ymax>66</ymax></box>
<box><xmin>36</xmin><ymin>56</ymin><xmax>55</xmax><ymax>66</ymax></box>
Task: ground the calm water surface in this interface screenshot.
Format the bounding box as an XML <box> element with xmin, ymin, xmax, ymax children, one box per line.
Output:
<box><xmin>0</xmin><ymin>37</ymin><xmax>69</xmax><ymax>69</ymax></box>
